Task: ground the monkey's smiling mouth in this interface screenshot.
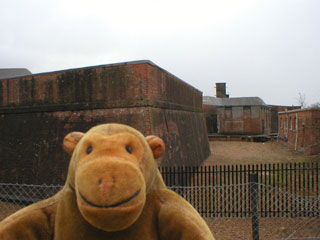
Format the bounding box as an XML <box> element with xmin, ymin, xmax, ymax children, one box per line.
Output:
<box><xmin>79</xmin><ymin>189</ymin><xmax>141</xmax><ymax>209</ymax></box>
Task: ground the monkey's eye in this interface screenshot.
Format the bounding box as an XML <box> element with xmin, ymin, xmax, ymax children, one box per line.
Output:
<box><xmin>125</xmin><ymin>145</ymin><xmax>133</xmax><ymax>154</ymax></box>
<box><xmin>86</xmin><ymin>146</ymin><xmax>93</xmax><ymax>154</ymax></box>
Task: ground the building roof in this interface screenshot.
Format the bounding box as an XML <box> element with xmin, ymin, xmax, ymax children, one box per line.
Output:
<box><xmin>279</xmin><ymin>108</ymin><xmax>320</xmax><ymax>114</ymax></box>
<box><xmin>203</xmin><ymin>96</ymin><xmax>267</xmax><ymax>107</ymax></box>
<box><xmin>0</xmin><ymin>68</ymin><xmax>32</xmax><ymax>80</ymax></box>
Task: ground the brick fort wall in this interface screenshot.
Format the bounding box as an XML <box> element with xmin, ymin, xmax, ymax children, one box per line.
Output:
<box><xmin>0</xmin><ymin>61</ymin><xmax>210</xmax><ymax>184</ymax></box>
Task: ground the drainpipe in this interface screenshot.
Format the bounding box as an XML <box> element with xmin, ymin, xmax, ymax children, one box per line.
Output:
<box><xmin>277</xmin><ymin>112</ymin><xmax>280</xmax><ymax>142</ymax></box>
<box><xmin>295</xmin><ymin>112</ymin><xmax>298</xmax><ymax>151</ymax></box>
<box><xmin>217</xmin><ymin>109</ymin><xmax>220</xmax><ymax>133</ymax></box>
<box><xmin>285</xmin><ymin>111</ymin><xmax>288</xmax><ymax>139</ymax></box>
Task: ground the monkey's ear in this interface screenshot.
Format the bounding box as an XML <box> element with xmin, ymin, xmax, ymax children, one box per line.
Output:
<box><xmin>146</xmin><ymin>135</ymin><xmax>165</xmax><ymax>159</ymax></box>
<box><xmin>63</xmin><ymin>132</ymin><xmax>84</xmax><ymax>155</ymax></box>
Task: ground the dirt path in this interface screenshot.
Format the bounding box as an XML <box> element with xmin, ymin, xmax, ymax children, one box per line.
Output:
<box><xmin>205</xmin><ymin>217</ymin><xmax>320</xmax><ymax>240</ymax></box>
<box><xmin>203</xmin><ymin>141</ymin><xmax>320</xmax><ymax>165</ymax></box>
<box><xmin>202</xmin><ymin>141</ymin><xmax>320</xmax><ymax>239</ymax></box>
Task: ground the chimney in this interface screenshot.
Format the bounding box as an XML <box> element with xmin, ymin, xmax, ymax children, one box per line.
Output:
<box><xmin>216</xmin><ymin>82</ymin><xmax>229</xmax><ymax>98</ymax></box>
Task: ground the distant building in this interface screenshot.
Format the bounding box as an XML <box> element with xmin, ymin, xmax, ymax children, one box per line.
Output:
<box><xmin>203</xmin><ymin>83</ymin><xmax>271</xmax><ymax>135</ymax></box>
<box><xmin>269</xmin><ymin>105</ymin><xmax>301</xmax><ymax>134</ymax></box>
<box><xmin>204</xmin><ymin>96</ymin><xmax>271</xmax><ymax>135</ymax></box>
<box><xmin>278</xmin><ymin>108</ymin><xmax>320</xmax><ymax>155</ymax></box>
<box><xmin>0</xmin><ymin>68</ymin><xmax>32</xmax><ymax>80</ymax></box>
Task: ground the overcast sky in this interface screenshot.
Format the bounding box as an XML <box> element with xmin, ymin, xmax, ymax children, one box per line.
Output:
<box><xmin>1</xmin><ymin>0</ymin><xmax>319</xmax><ymax>106</ymax></box>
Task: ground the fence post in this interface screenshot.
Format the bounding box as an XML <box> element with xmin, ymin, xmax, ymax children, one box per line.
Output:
<box><xmin>249</xmin><ymin>173</ymin><xmax>259</xmax><ymax>240</ymax></box>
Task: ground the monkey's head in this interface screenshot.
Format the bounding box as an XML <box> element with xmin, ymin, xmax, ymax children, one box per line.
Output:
<box><xmin>63</xmin><ymin>123</ymin><xmax>165</xmax><ymax>232</ymax></box>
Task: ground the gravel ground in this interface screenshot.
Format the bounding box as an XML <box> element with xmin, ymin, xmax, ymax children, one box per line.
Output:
<box><xmin>205</xmin><ymin>217</ymin><xmax>320</xmax><ymax>240</ymax></box>
<box><xmin>203</xmin><ymin>141</ymin><xmax>320</xmax><ymax>166</ymax></box>
<box><xmin>0</xmin><ymin>202</ymin><xmax>23</xmax><ymax>221</ymax></box>
<box><xmin>203</xmin><ymin>140</ymin><xmax>320</xmax><ymax>239</ymax></box>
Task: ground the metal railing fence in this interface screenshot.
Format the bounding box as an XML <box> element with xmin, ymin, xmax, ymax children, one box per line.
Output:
<box><xmin>0</xmin><ymin>181</ymin><xmax>319</xmax><ymax>240</ymax></box>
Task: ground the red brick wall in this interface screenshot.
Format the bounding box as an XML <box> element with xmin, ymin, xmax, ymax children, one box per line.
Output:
<box><xmin>0</xmin><ymin>61</ymin><xmax>210</xmax><ymax>184</ymax></box>
<box><xmin>150</xmin><ymin>108</ymin><xmax>209</xmax><ymax>165</ymax></box>
<box><xmin>270</xmin><ymin>105</ymin><xmax>300</xmax><ymax>134</ymax></box>
<box><xmin>217</xmin><ymin>106</ymin><xmax>271</xmax><ymax>135</ymax></box>
<box><xmin>147</xmin><ymin>66</ymin><xmax>203</xmax><ymax>110</ymax></box>
<box><xmin>279</xmin><ymin>109</ymin><xmax>320</xmax><ymax>155</ymax></box>
<box><xmin>0</xmin><ymin>62</ymin><xmax>202</xmax><ymax>112</ymax></box>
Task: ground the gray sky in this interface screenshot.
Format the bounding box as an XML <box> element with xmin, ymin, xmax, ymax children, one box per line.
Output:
<box><xmin>1</xmin><ymin>0</ymin><xmax>319</xmax><ymax>106</ymax></box>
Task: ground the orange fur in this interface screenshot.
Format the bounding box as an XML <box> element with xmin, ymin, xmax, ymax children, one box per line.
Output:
<box><xmin>0</xmin><ymin>123</ymin><xmax>214</xmax><ymax>240</ymax></box>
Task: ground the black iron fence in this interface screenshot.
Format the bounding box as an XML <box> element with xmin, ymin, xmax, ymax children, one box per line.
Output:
<box><xmin>159</xmin><ymin>162</ymin><xmax>320</xmax><ymax>218</ymax></box>
<box><xmin>1</xmin><ymin>162</ymin><xmax>320</xmax><ymax>239</ymax></box>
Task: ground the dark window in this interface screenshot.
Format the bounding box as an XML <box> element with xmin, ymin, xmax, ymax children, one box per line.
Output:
<box><xmin>225</xmin><ymin>106</ymin><xmax>232</xmax><ymax>118</ymax></box>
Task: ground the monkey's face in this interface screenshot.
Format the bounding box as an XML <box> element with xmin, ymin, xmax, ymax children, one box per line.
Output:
<box><xmin>63</xmin><ymin>124</ymin><xmax>165</xmax><ymax>232</ymax></box>
<box><xmin>74</xmin><ymin>132</ymin><xmax>146</xmax><ymax>231</ymax></box>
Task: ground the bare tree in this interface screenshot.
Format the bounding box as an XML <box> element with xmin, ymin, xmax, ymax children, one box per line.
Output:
<box><xmin>309</xmin><ymin>101</ymin><xmax>320</xmax><ymax>109</ymax></box>
<box><xmin>296</xmin><ymin>92</ymin><xmax>307</xmax><ymax>108</ymax></box>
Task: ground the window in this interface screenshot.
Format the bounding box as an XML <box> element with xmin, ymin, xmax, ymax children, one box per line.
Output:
<box><xmin>225</xmin><ymin>106</ymin><xmax>232</xmax><ymax>118</ymax></box>
<box><xmin>243</xmin><ymin>106</ymin><xmax>251</xmax><ymax>117</ymax></box>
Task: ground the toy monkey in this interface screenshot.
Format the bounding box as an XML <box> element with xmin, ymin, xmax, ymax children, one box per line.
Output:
<box><xmin>0</xmin><ymin>123</ymin><xmax>214</xmax><ymax>240</ymax></box>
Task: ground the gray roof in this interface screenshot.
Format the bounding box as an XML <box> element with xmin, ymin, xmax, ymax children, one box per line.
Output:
<box><xmin>0</xmin><ymin>68</ymin><xmax>32</xmax><ymax>80</ymax></box>
<box><xmin>203</xmin><ymin>96</ymin><xmax>267</xmax><ymax>106</ymax></box>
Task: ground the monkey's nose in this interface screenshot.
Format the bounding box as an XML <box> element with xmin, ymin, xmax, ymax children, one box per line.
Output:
<box><xmin>98</xmin><ymin>176</ymin><xmax>116</xmax><ymax>195</ymax></box>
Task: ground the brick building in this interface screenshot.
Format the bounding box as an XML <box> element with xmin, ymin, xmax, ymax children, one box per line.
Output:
<box><xmin>269</xmin><ymin>105</ymin><xmax>300</xmax><ymax>134</ymax></box>
<box><xmin>279</xmin><ymin>108</ymin><xmax>320</xmax><ymax>155</ymax></box>
<box><xmin>203</xmin><ymin>83</ymin><xmax>271</xmax><ymax>135</ymax></box>
<box><xmin>0</xmin><ymin>60</ymin><xmax>210</xmax><ymax>184</ymax></box>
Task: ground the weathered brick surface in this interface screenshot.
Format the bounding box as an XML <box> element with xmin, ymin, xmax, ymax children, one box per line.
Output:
<box><xmin>0</xmin><ymin>61</ymin><xmax>209</xmax><ymax>184</ymax></box>
<box><xmin>279</xmin><ymin>109</ymin><xmax>320</xmax><ymax>155</ymax></box>
<box><xmin>270</xmin><ymin>105</ymin><xmax>300</xmax><ymax>134</ymax></box>
<box><xmin>150</xmin><ymin>108</ymin><xmax>210</xmax><ymax>166</ymax></box>
<box><xmin>216</xmin><ymin>106</ymin><xmax>271</xmax><ymax>135</ymax></box>
<box><xmin>0</xmin><ymin>61</ymin><xmax>201</xmax><ymax>112</ymax></box>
